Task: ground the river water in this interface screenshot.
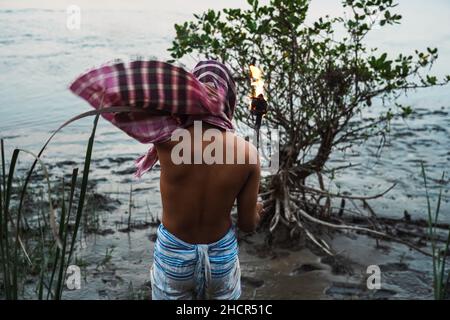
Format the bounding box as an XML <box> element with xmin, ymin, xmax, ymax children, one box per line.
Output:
<box><xmin>0</xmin><ymin>0</ymin><xmax>449</xmax><ymax>299</ymax></box>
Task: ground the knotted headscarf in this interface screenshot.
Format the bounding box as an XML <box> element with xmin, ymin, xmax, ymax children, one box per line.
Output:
<box><xmin>70</xmin><ymin>59</ymin><xmax>237</xmax><ymax>177</ymax></box>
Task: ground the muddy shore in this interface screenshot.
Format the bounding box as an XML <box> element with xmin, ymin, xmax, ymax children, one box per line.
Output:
<box><xmin>4</xmin><ymin>159</ymin><xmax>441</xmax><ymax>300</ymax></box>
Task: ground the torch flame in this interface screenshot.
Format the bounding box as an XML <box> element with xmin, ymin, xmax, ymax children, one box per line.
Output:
<box><xmin>249</xmin><ymin>65</ymin><xmax>265</xmax><ymax>99</ymax></box>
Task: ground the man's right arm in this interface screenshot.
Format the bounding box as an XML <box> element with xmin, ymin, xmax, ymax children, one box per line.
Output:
<box><xmin>236</xmin><ymin>158</ymin><xmax>262</xmax><ymax>233</ymax></box>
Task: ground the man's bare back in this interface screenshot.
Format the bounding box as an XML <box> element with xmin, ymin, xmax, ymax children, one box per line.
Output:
<box><xmin>155</xmin><ymin>122</ymin><xmax>262</xmax><ymax>244</ymax></box>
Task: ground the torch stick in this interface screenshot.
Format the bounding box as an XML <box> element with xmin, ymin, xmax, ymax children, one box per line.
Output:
<box><xmin>249</xmin><ymin>64</ymin><xmax>268</xmax><ymax>150</ymax></box>
<box><xmin>251</xmin><ymin>94</ymin><xmax>267</xmax><ymax>149</ymax></box>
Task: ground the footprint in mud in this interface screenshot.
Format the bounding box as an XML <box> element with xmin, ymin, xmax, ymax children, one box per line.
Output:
<box><xmin>379</xmin><ymin>262</ymin><xmax>408</xmax><ymax>272</ymax></box>
<box><xmin>101</xmin><ymin>275</ymin><xmax>124</xmax><ymax>288</ymax></box>
<box><xmin>241</xmin><ymin>276</ymin><xmax>264</xmax><ymax>288</ymax></box>
<box><xmin>106</xmin><ymin>156</ymin><xmax>136</xmax><ymax>164</ymax></box>
<box><xmin>270</xmin><ymin>250</ymin><xmax>290</xmax><ymax>260</ymax></box>
<box><xmin>56</xmin><ymin>160</ymin><xmax>78</xmax><ymax>167</ymax></box>
<box><xmin>113</xmin><ymin>167</ymin><xmax>136</xmax><ymax>175</ymax></box>
<box><xmin>291</xmin><ymin>263</ymin><xmax>326</xmax><ymax>275</ymax></box>
<box><xmin>90</xmin><ymin>228</ymin><xmax>115</xmax><ymax>236</ymax></box>
<box><xmin>321</xmin><ymin>255</ymin><xmax>354</xmax><ymax>275</ymax></box>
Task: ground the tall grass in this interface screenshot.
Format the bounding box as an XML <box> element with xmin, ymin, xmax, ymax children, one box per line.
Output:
<box><xmin>0</xmin><ymin>100</ymin><xmax>147</xmax><ymax>300</ymax></box>
<box><xmin>0</xmin><ymin>139</ymin><xmax>12</xmax><ymax>299</ymax></box>
<box><xmin>421</xmin><ymin>162</ymin><xmax>450</xmax><ymax>300</ymax></box>
<box><xmin>0</xmin><ymin>112</ymin><xmax>100</xmax><ymax>299</ymax></box>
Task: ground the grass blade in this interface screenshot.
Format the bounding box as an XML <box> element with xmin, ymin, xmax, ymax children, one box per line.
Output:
<box><xmin>68</xmin><ymin>113</ymin><xmax>100</xmax><ymax>264</ymax></box>
<box><xmin>6</xmin><ymin>149</ymin><xmax>20</xmax><ymax>299</ymax></box>
<box><xmin>53</xmin><ymin>178</ymin><xmax>67</xmax><ymax>300</ymax></box>
<box><xmin>56</xmin><ymin>168</ymin><xmax>78</xmax><ymax>299</ymax></box>
<box><xmin>0</xmin><ymin>139</ymin><xmax>10</xmax><ymax>299</ymax></box>
<box><xmin>47</xmin><ymin>178</ymin><xmax>67</xmax><ymax>300</ymax></box>
<box><xmin>37</xmin><ymin>205</ymin><xmax>46</xmax><ymax>300</ymax></box>
<box><xmin>421</xmin><ymin>162</ymin><xmax>438</xmax><ymax>297</ymax></box>
<box><xmin>1</xmin><ymin>139</ymin><xmax>5</xmax><ymax>203</ymax></box>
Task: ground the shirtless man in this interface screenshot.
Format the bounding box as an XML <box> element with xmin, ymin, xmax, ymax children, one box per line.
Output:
<box><xmin>150</xmin><ymin>122</ymin><xmax>264</xmax><ymax>300</ymax></box>
<box><xmin>69</xmin><ymin>58</ymin><xmax>258</xmax><ymax>299</ymax></box>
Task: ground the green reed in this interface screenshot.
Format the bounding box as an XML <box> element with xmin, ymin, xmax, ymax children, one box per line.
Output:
<box><xmin>0</xmin><ymin>143</ymin><xmax>19</xmax><ymax>299</ymax></box>
<box><xmin>0</xmin><ymin>139</ymin><xmax>12</xmax><ymax>299</ymax></box>
<box><xmin>0</xmin><ymin>112</ymin><xmax>100</xmax><ymax>300</ymax></box>
<box><xmin>0</xmin><ymin>97</ymin><xmax>141</xmax><ymax>300</ymax></box>
<box><xmin>421</xmin><ymin>162</ymin><xmax>450</xmax><ymax>300</ymax></box>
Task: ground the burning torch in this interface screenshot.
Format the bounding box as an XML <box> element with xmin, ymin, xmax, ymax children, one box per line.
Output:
<box><xmin>249</xmin><ymin>63</ymin><xmax>268</xmax><ymax>149</ymax></box>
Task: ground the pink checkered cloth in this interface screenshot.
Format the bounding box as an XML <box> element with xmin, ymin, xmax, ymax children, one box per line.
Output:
<box><xmin>69</xmin><ymin>60</ymin><xmax>237</xmax><ymax>177</ymax></box>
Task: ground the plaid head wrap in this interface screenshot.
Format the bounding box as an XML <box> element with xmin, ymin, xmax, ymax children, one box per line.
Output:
<box><xmin>69</xmin><ymin>60</ymin><xmax>237</xmax><ymax>177</ymax></box>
